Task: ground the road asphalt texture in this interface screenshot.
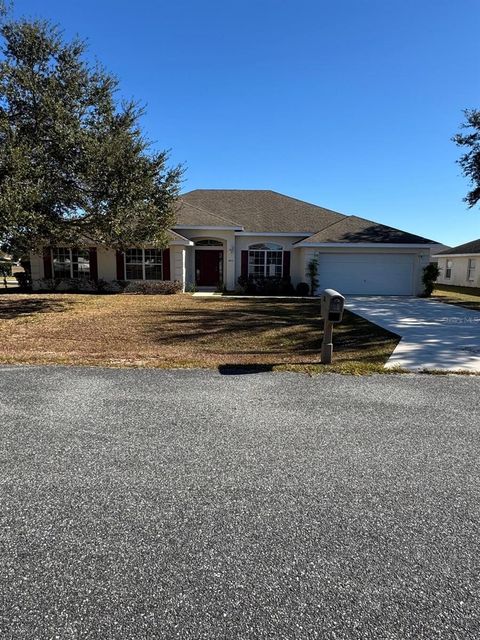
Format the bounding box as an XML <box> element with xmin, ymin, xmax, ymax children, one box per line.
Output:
<box><xmin>0</xmin><ymin>366</ymin><xmax>479</xmax><ymax>639</ymax></box>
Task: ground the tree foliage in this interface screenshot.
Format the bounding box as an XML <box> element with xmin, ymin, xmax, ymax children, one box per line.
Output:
<box><xmin>454</xmin><ymin>109</ymin><xmax>480</xmax><ymax>208</ymax></box>
<box><xmin>0</xmin><ymin>10</ymin><xmax>182</xmax><ymax>253</ymax></box>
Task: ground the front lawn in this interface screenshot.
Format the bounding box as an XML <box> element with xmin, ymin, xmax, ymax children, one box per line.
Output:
<box><xmin>0</xmin><ymin>293</ymin><xmax>399</xmax><ymax>374</ymax></box>
<box><xmin>433</xmin><ymin>284</ymin><xmax>480</xmax><ymax>312</ymax></box>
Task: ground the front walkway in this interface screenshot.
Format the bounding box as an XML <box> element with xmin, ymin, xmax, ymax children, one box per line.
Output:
<box><xmin>347</xmin><ymin>296</ymin><xmax>480</xmax><ymax>372</ymax></box>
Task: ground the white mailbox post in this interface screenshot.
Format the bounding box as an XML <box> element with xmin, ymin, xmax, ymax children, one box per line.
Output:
<box><xmin>320</xmin><ymin>289</ymin><xmax>345</xmax><ymax>364</ymax></box>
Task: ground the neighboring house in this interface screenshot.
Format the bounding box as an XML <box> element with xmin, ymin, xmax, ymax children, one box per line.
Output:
<box><xmin>429</xmin><ymin>244</ymin><xmax>451</xmax><ymax>266</ymax></box>
<box><xmin>30</xmin><ymin>189</ymin><xmax>438</xmax><ymax>295</ymax></box>
<box><xmin>434</xmin><ymin>239</ymin><xmax>480</xmax><ymax>288</ymax></box>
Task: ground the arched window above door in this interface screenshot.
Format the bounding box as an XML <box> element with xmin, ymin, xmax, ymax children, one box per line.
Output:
<box><xmin>195</xmin><ymin>239</ymin><xmax>223</xmax><ymax>246</ymax></box>
<box><xmin>248</xmin><ymin>242</ymin><xmax>283</xmax><ymax>251</ymax></box>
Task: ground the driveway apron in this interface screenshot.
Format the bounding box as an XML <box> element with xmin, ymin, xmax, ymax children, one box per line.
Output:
<box><xmin>346</xmin><ymin>296</ymin><xmax>480</xmax><ymax>372</ymax></box>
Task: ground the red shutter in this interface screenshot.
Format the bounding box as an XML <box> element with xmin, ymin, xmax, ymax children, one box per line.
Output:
<box><xmin>43</xmin><ymin>248</ymin><xmax>53</xmax><ymax>279</ymax></box>
<box><xmin>241</xmin><ymin>250</ymin><xmax>249</xmax><ymax>277</ymax></box>
<box><xmin>162</xmin><ymin>248</ymin><xmax>171</xmax><ymax>280</ymax></box>
<box><xmin>89</xmin><ymin>248</ymin><xmax>98</xmax><ymax>281</ymax></box>
<box><xmin>116</xmin><ymin>250</ymin><xmax>125</xmax><ymax>280</ymax></box>
<box><xmin>282</xmin><ymin>251</ymin><xmax>291</xmax><ymax>278</ymax></box>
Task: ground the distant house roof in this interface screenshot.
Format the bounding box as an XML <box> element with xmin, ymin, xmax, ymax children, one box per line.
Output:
<box><xmin>429</xmin><ymin>243</ymin><xmax>451</xmax><ymax>255</ymax></box>
<box><xmin>434</xmin><ymin>238</ymin><xmax>480</xmax><ymax>256</ymax></box>
<box><xmin>175</xmin><ymin>189</ymin><xmax>436</xmax><ymax>244</ymax></box>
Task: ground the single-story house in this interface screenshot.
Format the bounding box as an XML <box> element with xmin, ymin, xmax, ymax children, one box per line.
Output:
<box><xmin>30</xmin><ymin>189</ymin><xmax>440</xmax><ymax>295</ymax></box>
<box><xmin>433</xmin><ymin>238</ymin><xmax>480</xmax><ymax>288</ymax></box>
<box><xmin>428</xmin><ymin>244</ymin><xmax>451</xmax><ymax>266</ymax></box>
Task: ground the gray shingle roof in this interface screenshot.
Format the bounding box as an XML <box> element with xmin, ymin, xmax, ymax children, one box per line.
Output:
<box><xmin>430</xmin><ymin>243</ymin><xmax>451</xmax><ymax>255</ymax></box>
<box><xmin>435</xmin><ymin>238</ymin><xmax>480</xmax><ymax>255</ymax></box>
<box><xmin>176</xmin><ymin>189</ymin><xmax>435</xmax><ymax>244</ymax></box>
<box><xmin>179</xmin><ymin>190</ymin><xmax>345</xmax><ymax>233</ymax></box>
<box><xmin>174</xmin><ymin>200</ymin><xmax>242</xmax><ymax>228</ymax></box>
<box><xmin>297</xmin><ymin>215</ymin><xmax>435</xmax><ymax>245</ymax></box>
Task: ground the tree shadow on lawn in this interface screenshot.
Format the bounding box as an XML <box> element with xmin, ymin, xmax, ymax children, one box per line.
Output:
<box><xmin>145</xmin><ymin>298</ymin><xmax>323</xmax><ymax>352</ymax></box>
<box><xmin>0</xmin><ymin>295</ymin><xmax>74</xmax><ymax>320</ymax></box>
<box><xmin>144</xmin><ymin>298</ymin><xmax>397</xmax><ymax>359</ymax></box>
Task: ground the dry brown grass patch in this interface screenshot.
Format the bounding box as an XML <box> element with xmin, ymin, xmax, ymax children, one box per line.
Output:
<box><xmin>0</xmin><ymin>293</ymin><xmax>399</xmax><ymax>373</ymax></box>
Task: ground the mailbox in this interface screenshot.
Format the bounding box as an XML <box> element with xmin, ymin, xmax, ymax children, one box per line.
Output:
<box><xmin>321</xmin><ymin>289</ymin><xmax>345</xmax><ymax>324</ymax></box>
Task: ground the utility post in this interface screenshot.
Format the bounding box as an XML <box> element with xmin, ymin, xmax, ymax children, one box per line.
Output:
<box><xmin>320</xmin><ymin>289</ymin><xmax>345</xmax><ymax>365</ymax></box>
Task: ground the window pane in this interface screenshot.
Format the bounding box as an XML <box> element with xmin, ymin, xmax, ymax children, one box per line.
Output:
<box><xmin>71</xmin><ymin>249</ymin><xmax>89</xmax><ymax>261</ymax></box>
<box><xmin>126</xmin><ymin>249</ymin><xmax>143</xmax><ymax>264</ymax></box>
<box><xmin>53</xmin><ymin>263</ymin><xmax>71</xmax><ymax>279</ymax></box>
<box><xmin>53</xmin><ymin>248</ymin><xmax>70</xmax><ymax>262</ymax></box>
<box><xmin>144</xmin><ymin>249</ymin><xmax>162</xmax><ymax>264</ymax></box>
<box><xmin>52</xmin><ymin>248</ymin><xmax>71</xmax><ymax>279</ymax></box>
<box><xmin>267</xmin><ymin>251</ymin><xmax>283</xmax><ymax>277</ymax></box>
<box><xmin>71</xmin><ymin>249</ymin><xmax>90</xmax><ymax>279</ymax></box>
<box><xmin>72</xmin><ymin>262</ymin><xmax>90</xmax><ymax>279</ymax></box>
<box><xmin>249</xmin><ymin>250</ymin><xmax>266</xmax><ymax>277</ymax></box>
<box><xmin>248</xmin><ymin>250</ymin><xmax>283</xmax><ymax>278</ymax></box>
<box><xmin>126</xmin><ymin>264</ymin><xmax>143</xmax><ymax>280</ymax></box>
<box><xmin>145</xmin><ymin>264</ymin><xmax>163</xmax><ymax>280</ymax></box>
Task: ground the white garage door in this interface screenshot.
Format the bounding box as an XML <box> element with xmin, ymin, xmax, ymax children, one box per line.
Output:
<box><xmin>316</xmin><ymin>253</ymin><xmax>414</xmax><ymax>295</ymax></box>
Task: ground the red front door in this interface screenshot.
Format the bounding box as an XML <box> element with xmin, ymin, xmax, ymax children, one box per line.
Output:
<box><xmin>195</xmin><ymin>250</ymin><xmax>224</xmax><ymax>286</ymax></box>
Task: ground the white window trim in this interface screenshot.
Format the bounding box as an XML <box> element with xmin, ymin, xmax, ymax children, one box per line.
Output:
<box><xmin>467</xmin><ymin>258</ymin><xmax>476</xmax><ymax>282</ymax></box>
<box><xmin>248</xmin><ymin>244</ymin><xmax>284</xmax><ymax>278</ymax></box>
<box><xmin>51</xmin><ymin>248</ymin><xmax>90</xmax><ymax>279</ymax></box>
<box><xmin>125</xmin><ymin>248</ymin><xmax>163</xmax><ymax>281</ymax></box>
<box><xmin>445</xmin><ymin>259</ymin><xmax>453</xmax><ymax>279</ymax></box>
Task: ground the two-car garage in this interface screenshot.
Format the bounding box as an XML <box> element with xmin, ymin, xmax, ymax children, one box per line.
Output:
<box><xmin>314</xmin><ymin>253</ymin><xmax>417</xmax><ymax>295</ymax></box>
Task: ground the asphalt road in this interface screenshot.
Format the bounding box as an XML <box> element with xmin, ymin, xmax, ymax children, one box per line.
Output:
<box><xmin>1</xmin><ymin>366</ymin><xmax>479</xmax><ymax>639</ymax></box>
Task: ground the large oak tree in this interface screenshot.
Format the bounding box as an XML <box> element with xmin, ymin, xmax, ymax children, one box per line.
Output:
<box><xmin>0</xmin><ymin>7</ymin><xmax>182</xmax><ymax>254</ymax></box>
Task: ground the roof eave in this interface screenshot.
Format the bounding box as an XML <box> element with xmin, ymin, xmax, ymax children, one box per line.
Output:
<box><xmin>235</xmin><ymin>231</ymin><xmax>312</xmax><ymax>237</ymax></box>
<box><xmin>432</xmin><ymin>252</ymin><xmax>480</xmax><ymax>257</ymax></box>
<box><xmin>172</xmin><ymin>224</ymin><xmax>244</xmax><ymax>231</ymax></box>
<box><xmin>293</xmin><ymin>242</ymin><xmax>436</xmax><ymax>249</ymax></box>
<box><xmin>168</xmin><ymin>230</ymin><xmax>195</xmax><ymax>246</ymax></box>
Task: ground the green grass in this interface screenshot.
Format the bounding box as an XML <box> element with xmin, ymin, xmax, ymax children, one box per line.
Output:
<box><xmin>433</xmin><ymin>284</ymin><xmax>480</xmax><ymax>312</ymax></box>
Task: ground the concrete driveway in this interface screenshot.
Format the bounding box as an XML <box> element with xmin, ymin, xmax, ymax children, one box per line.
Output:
<box><xmin>347</xmin><ymin>296</ymin><xmax>480</xmax><ymax>372</ymax></box>
<box><xmin>1</xmin><ymin>366</ymin><xmax>480</xmax><ymax>639</ymax></box>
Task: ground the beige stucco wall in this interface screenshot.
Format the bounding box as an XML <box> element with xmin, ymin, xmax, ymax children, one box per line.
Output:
<box><xmin>436</xmin><ymin>255</ymin><xmax>480</xmax><ymax>287</ymax></box>
<box><xmin>30</xmin><ymin>252</ymin><xmax>43</xmax><ymax>286</ymax></box>
<box><xmin>30</xmin><ymin>238</ymin><xmax>433</xmax><ymax>296</ymax></box>
<box><xmin>170</xmin><ymin>245</ymin><xmax>186</xmax><ymax>289</ymax></box>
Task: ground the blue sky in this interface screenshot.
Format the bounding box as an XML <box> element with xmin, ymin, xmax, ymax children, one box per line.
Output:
<box><xmin>11</xmin><ymin>0</ymin><xmax>480</xmax><ymax>245</ymax></box>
